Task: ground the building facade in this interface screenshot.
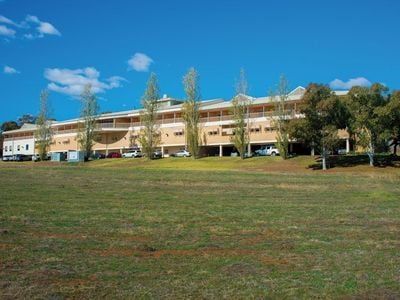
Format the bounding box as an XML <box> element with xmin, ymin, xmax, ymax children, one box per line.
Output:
<box><xmin>1</xmin><ymin>87</ymin><xmax>351</xmax><ymax>159</ymax></box>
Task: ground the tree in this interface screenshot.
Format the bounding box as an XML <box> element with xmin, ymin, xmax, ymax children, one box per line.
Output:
<box><xmin>182</xmin><ymin>67</ymin><xmax>201</xmax><ymax>158</ymax></box>
<box><xmin>288</xmin><ymin>83</ymin><xmax>347</xmax><ymax>170</ymax></box>
<box><xmin>1</xmin><ymin>121</ymin><xmax>19</xmax><ymax>132</ymax></box>
<box><xmin>231</xmin><ymin>68</ymin><xmax>251</xmax><ymax>160</ymax></box>
<box><xmin>272</xmin><ymin>75</ymin><xmax>290</xmax><ymax>159</ymax></box>
<box><xmin>138</xmin><ymin>72</ymin><xmax>161</xmax><ymax>159</ymax></box>
<box><xmin>377</xmin><ymin>90</ymin><xmax>400</xmax><ymax>156</ymax></box>
<box><xmin>345</xmin><ymin>83</ymin><xmax>388</xmax><ymax>166</ymax></box>
<box><xmin>77</xmin><ymin>84</ymin><xmax>99</xmax><ymax>161</ymax></box>
<box><xmin>17</xmin><ymin>114</ymin><xmax>37</xmax><ymax>127</ymax></box>
<box><xmin>35</xmin><ymin>90</ymin><xmax>53</xmax><ymax>161</ymax></box>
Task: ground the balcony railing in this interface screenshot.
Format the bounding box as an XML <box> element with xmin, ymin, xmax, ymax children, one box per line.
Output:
<box><xmin>95</xmin><ymin>122</ymin><xmax>131</xmax><ymax>130</ymax></box>
<box><xmin>3</xmin><ymin>135</ymin><xmax>34</xmax><ymax>141</ymax></box>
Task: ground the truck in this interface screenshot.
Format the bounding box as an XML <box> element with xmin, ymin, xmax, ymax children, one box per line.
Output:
<box><xmin>254</xmin><ymin>144</ymin><xmax>280</xmax><ymax>156</ymax></box>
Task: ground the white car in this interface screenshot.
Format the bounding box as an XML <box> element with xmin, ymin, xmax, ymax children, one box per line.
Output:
<box><xmin>122</xmin><ymin>150</ymin><xmax>142</xmax><ymax>158</ymax></box>
<box><xmin>170</xmin><ymin>150</ymin><xmax>191</xmax><ymax>157</ymax></box>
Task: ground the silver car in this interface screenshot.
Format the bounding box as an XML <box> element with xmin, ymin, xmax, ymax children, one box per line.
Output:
<box><xmin>122</xmin><ymin>150</ymin><xmax>143</xmax><ymax>158</ymax></box>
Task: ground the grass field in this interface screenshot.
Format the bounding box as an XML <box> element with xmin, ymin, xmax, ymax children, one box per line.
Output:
<box><xmin>0</xmin><ymin>156</ymin><xmax>399</xmax><ymax>298</ymax></box>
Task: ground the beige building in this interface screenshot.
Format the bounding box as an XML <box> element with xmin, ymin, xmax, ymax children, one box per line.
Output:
<box><xmin>1</xmin><ymin>87</ymin><xmax>351</xmax><ymax>158</ymax></box>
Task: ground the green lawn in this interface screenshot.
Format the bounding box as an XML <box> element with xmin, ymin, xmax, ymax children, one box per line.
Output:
<box><xmin>0</xmin><ymin>157</ymin><xmax>399</xmax><ymax>298</ymax></box>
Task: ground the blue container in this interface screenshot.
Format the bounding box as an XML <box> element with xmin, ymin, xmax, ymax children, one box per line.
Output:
<box><xmin>67</xmin><ymin>151</ymin><xmax>85</xmax><ymax>162</ymax></box>
<box><xmin>51</xmin><ymin>152</ymin><xmax>66</xmax><ymax>161</ymax></box>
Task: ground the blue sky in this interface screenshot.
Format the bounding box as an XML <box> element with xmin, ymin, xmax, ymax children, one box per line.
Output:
<box><xmin>1</xmin><ymin>0</ymin><xmax>399</xmax><ymax>122</ymax></box>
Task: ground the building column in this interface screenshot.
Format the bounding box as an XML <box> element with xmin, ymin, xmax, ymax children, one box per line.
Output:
<box><xmin>346</xmin><ymin>138</ymin><xmax>350</xmax><ymax>153</ymax></box>
<box><xmin>247</xmin><ymin>143</ymin><xmax>251</xmax><ymax>156</ymax></box>
<box><xmin>161</xmin><ymin>146</ymin><xmax>165</xmax><ymax>158</ymax></box>
<box><xmin>219</xmin><ymin>144</ymin><xmax>223</xmax><ymax>157</ymax></box>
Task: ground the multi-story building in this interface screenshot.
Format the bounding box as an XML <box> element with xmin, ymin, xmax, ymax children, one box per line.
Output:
<box><xmin>1</xmin><ymin>87</ymin><xmax>350</xmax><ymax>159</ymax></box>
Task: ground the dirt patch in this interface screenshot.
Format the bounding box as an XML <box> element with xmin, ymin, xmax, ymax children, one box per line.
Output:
<box><xmin>96</xmin><ymin>247</ymin><xmax>291</xmax><ymax>265</ymax></box>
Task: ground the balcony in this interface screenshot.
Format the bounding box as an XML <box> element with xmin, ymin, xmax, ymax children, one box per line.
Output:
<box><xmin>95</xmin><ymin>122</ymin><xmax>131</xmax><ymax>131</ymax></box>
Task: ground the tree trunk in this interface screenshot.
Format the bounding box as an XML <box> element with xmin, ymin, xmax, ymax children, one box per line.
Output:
<box><xmin>368</xmin><ymin>142</ymin><xmax>374</xmax><ymax>167</ymax></box>
<box><xmin>321</xmin><ymin>148</ymin><xmax>327</xmax><ymax>170</ymax></box>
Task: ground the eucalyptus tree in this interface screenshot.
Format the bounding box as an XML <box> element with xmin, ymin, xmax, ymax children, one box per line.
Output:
<box><xmin>345</xmin><ymin>83</ymin><xmax>388</xmax><ymax>166</ymax></box>
<box><xmin>288</xmin><ymin>83</ymin><xmax>347</xmax><ymax>170</ymax></box>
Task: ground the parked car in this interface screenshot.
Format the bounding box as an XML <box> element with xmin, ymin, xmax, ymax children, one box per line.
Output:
<box><xmin>2</xmin><ymin>155</ymin><xmax>12</xmax><ymax>161</ymax></box>
<box><xmin>170</xmin><ymin>150</ymin><xmax>191</xmax><ymax>157</ymax></box>
<box><xmin>91</xmin><ymin>153</ymin><xmax>105</xmax><ymax>160</ymax></box>
<box><xmin>254</xmin><ymin>145</ymin><xmax>280</xmax><ymax>156</ymax></box>
<box><xmin>152</xmin><ymin>149</ymin><xmax>163</xmax><ymax>159</ymax></box>
<box><xmin>107</xmin><ymin>152</ymin><xmax>122</xmax><ymax>158</ymax></box>
<box><xmin>14</xmin><ymin>154</ymin><xmax>31</xmax><ymax>161</ymax></box>
<box><xmin>122</xmin><ymin>149</ymin><xmax>143</xmax><ymax>158</ymax></box>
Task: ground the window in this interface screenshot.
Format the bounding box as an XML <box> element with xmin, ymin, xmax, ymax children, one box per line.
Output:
<box><xmin>174</xmin><ymin>130</ymin><xmax>184</xmax><ymax>136</ymax></box>
<box><xmin>17</xmin><ymin>145</ymin><xmax>20</xmax><ymax>151</ymax></box>
<box><xmin>208</xmin><ymin>130</ymin><xmax>219</xmax><ymax>136</ymax></box>
<box><xmin>250</xmin><ymin>127</ymin><xmax>261</xmax><ymax>133</ymax></box>
<box><xmin>26</xmin><ymin>144</ymin><xmax>29</xmax><ymax>150</ymax></box>
<box><xmin>4</xmin><ymin>146</ymin><xmax>7</xmax><ymax>152</ymax></box>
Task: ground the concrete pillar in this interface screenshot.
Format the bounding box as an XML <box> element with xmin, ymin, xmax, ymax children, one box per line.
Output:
<box><xmin>247</xmin><ymin>143</ymin><xmax>251</xmax><ymax>156</ymax></box>
<box><xmin>346</xmin><ymin>138</ymin><xmax>350</xmax><ymax>153</ymax></box>
<box><xmin>219</xmin><ymin>144</ymin><xmax>223</xmax><ymax>157</ymax></box>
<box><xmin>161</xmin><ymin>146</ymin><xmax>165</xmax><ymax>158</ymax></box>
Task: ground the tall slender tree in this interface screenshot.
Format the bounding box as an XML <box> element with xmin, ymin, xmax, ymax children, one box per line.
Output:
<box><xmin>231</xmin><ymin>68</ymin><xmax>251</xmax><ymax>159</ymax></box>
<box><xmin>138</xmin><ymin>72</ymin><xmax>161</xmax><ymax>159</ymax></box>
<box><xmin>35</xmin><ymin>90</ymin><xmax>53</xmax><ymax>161</ymax></box>
<box><xmin>182</xmin><ymin>67</ymin><xmax>201</xmax><ymax>158</ymax></box>
<box><xmin>345</xmin><ymin>83</ymin><xmax>388</xmax><ymax>166</ymax></box>
<box><xmin>272</xmin><ymin>75</ymin><xmax>290</xmax><ymax>159</ymax></box>
<box><xmin>77</xmin><ymin>84</ymin><xmax>99</xmax><ymax>161</ymax></box>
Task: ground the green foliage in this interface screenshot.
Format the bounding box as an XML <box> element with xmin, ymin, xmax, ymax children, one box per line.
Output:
<box><xmin>17</xmin><ymin>114</ymin><xmax>37</xmax><ymax>127</ymax></box>
<box><xmin>288</xmin><ymin>83</ymin><xmax>347</xmax><ymax>170</ymax></box>
<box><xmin>34</xmin><ymin>90</ymin><xmax>52</xmax><ymax>161</ymax></box>
<box><xmin>231</xmin><ymin>68</ymin><xmax>250</xmax><ymax>160</ymax></box>
<box><xmin>182</xmin><ymin>68</ymin><xmax>201</xmax><ymax>158</ymax></box>
<box><xmin>376</xmin><ymin>90</ymin><xmax>400</xmax><ymax>155</ymax></box>
<box><xmin>1</xmin><ymin>121</ymin><xmax>19</xmax><ymax>132</ymax></box>
<box><xmin>138</xmin><ymin>73</ymin><xmax>161</xmax><ymax>159</ymax></box>
<box><xmin>77</xmin><ymin>84</ymin><xmax>99</xmax><ymax>160</ymax></box>
<box><xmin>345</xmin><ymin>83</ymin><xmax>388</xmax><ymax>165</ymax></box>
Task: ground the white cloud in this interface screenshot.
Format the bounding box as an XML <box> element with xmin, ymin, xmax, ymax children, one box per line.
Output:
<box><xmin>3</xmin><ymin>65</ymin><xmax>19</xmax><ymax>74</ymax></box>
<box><xmin>0</xmin><ymin>15</ymin><xmax>17</xmax><ymax>26</ymax></box>
<box><xmin>37</xmin><ymin>21</ymin><xmax>61</xmax><ymax>36</ymax></box>
<box><xmin>0</xmin><ymin>24</ymin><xmax>15</xmax><ymax>37</ymax></box>
<box><xmin>44</xmin><ymin>67</ymin><xmax>126</xmax><ymax>97</ymax></box>
<box><xmin>128</xmin><ymin>53</ymin><xmax>153</xmax><ymax>72</ymax></box>
<box><xmin>25</xmin><ymin>15</ymin><xmax>61</xmax><ymax>38</ymax></box>
<box><xmin>329</xmin><ymin>77</ymin><xmax>371</xmax><ymax>90</ymax></box>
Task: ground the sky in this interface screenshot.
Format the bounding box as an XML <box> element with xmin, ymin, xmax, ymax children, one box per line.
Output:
<box><xmin>1</xmin><ymin>0</ymin><xmax>399</xmax><ymax>122</ymax></box>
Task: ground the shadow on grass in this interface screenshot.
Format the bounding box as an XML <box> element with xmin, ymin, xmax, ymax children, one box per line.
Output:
<box><xmin>308</xmin><ymin>154</ymin><xmax>400</xmax><ymax>170</ymax></box>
